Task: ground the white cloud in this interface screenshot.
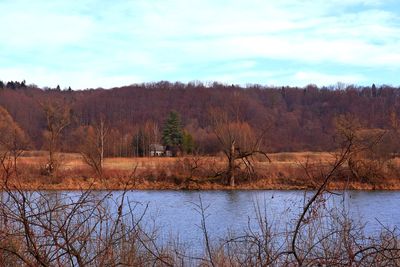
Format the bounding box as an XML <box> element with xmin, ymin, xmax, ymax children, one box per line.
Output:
<box><xmin>118</xmin><ymin>1</ymin><xmax>400</xmax><ymax>68</ymax></box>
<box><xmin>0</xmin><ymin>0</ymin><xmax>399</xmax><ymax>87</ymax></box>
<box><xmin>292</xmin><ymin>71</ymin><xmax>365</xmax><ymax>86</ymax></box>
<box><xmin>0</xmin><ymin>12</ymin><xmax>94</xmax><ymax>48</ymax></box>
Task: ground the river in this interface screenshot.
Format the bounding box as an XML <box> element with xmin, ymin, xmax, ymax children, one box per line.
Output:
<box><xmin>3</xmin><ymin>189</ymin><xmax>400</xmax><ymax>258</ymax></box>
<box><xmin>93</xmin><ymin>190</ymin><xmax>400</xmax><ymax>250</ymax></box>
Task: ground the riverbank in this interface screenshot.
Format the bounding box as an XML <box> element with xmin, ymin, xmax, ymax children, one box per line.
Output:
<box><xmin>10</xmin><ymin>177</ymin><xmax>400</xmax><ymax>191</ymax></box>
<box><xmin>6</xmin><ymin>151</ymin><xmax>400</xmax><ymax>190</ymax></box>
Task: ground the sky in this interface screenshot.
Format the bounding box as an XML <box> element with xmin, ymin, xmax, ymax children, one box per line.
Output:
<box><xmin>1</xmin><ymin>0</ymin><xmax>400</xmax><ymax>89</ymax></box>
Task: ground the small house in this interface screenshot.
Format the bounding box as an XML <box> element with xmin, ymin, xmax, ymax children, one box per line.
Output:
<box><xmin>149</xmin><ymin>144</ymin><xmax>173</xmax><ymax>157</ymax></box>
<box><xmin>149</xmin><ymin>144</ymin><xmax>165</xmax><ymax>156</ymax></box>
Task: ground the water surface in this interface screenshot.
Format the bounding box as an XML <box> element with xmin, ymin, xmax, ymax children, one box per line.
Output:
<box><xmin>101</xmin><ymin>190</ymin><xmax>400</xmax><ymax>248</ymax></box>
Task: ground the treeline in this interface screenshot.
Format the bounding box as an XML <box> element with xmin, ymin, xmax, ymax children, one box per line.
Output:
<box><xmin>0</xmin><ymin>80</ymin><xmax>399</xmax><ymax>156</ymax></box>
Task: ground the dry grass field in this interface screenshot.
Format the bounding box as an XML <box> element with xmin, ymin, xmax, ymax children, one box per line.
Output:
<box><xmin>7</xmin><ymin>151</ymin><xmax>400</xmax><ymax>190</ymax></box>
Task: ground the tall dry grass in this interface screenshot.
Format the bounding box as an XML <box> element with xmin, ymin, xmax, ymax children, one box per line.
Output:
<box><xmin>8</xmin><ymin>151</ymin><xmax>400</xmax><ymax>190</ymax></box>
<box><xmin>1</xmin><ymin>147</ymin><xmax>400</xmax><ymax>266</ymax></box>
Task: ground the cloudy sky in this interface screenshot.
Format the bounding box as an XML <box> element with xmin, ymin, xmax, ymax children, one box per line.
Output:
<box><xmin>1</xmin><ymin>0</ymin><xmax>399</xmax><ymax>89</ymax></box>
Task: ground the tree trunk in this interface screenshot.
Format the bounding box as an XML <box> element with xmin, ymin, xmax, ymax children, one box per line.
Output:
<box><xmin>100</xmin><ymin>119</ymin><xmax>105</xmax><ymax>169</ymax></box>
<box><xmin>348</xmin><ymin>158</ymin><xmax>360</xmax><ymax>180</ymax></box>
<box><xmin>228</xmin><ymin>140</ymin><xmax>235</xmax><ymax>187</ymax></box>
<box><xmin>48</xmin><ymin>134</ymin><xmax>55</xmax><ymax>175</ymax></box>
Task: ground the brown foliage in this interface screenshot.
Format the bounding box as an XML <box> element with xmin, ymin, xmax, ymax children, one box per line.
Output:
<box><xmin>0</xmin><ymin>83</ymin><xmax>399</xmax><ymax>156</ymax></box>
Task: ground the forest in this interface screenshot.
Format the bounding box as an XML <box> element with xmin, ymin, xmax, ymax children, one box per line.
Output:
<box><xmin>1</xmin><ymin>81</ymin><xmax>400</xmax><ymax>265</ymax></box>
<box><xmin>0</xmin><ymin>80</ymin><xmax>399</xmax><ymax>157</ymax></box>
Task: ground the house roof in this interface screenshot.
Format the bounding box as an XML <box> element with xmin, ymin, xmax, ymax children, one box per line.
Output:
<box><xmin>149</xmin><ymin>143</ymin><xmax>164</xmax><ymax>151</ymax></box>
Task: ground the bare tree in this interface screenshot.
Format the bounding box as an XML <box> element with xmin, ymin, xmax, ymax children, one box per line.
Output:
<box><xmin>210</xmin><ymin>108</ymin><xmax>270</xmax><ymax>186</ymax></box>
<box><xmin>1</xmin><ymin>106</ymin><xmax>400</xmax><ymax>266</ymax></box>
<box><xmin>97</xmin><ymin>117</ymin><xmax>107</xmax><ymax>169</ymax></box>
<box><xmin>76</xmin><ymin>116</ymin><xmax>109</xmax><ymax>177</ymax></box>
<box><xmin>0</xmin><ymin>131</ymin><xmax>399</xmax><ymax>266</ymax></box>
<box><xmin>334</xmin><ymin>114</ymin><xmax>388</xmax><ymax>183</ymax></box>
<box><xmin>41</xmin><ymin>101</ymin><xmax>71</xmax><ymax>175</ymax></box>
<box><xmin>206</xmin><ymin>125</ymin><xmax>400</xmax><ymax>266</ymax></box>
<box><xmin>0</xmin><ymin>106</ymin><xmax>30</xmax><ymax>175</ymax></box>
<box><xmin>0</xmin><ymin>150</ymin><xmax>175</xmax><ymax>266</ymax></box>
<box><xmin>390</xmin><ymin>110</ymin><xmax>400</xmax><ymax>157</ymax></box>
<box><xmin>145</xmin><ymin>120</ymin><xmax>160</xmax><ymax>146</ymax></box>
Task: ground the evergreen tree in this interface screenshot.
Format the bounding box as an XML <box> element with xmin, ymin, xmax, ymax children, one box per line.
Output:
<box><xmin>162</xmin><ymin>111</ymin><xmax>183</xmax><ymax>155</ymax></box>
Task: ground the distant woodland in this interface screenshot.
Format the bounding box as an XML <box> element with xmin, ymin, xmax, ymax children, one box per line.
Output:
<box><xmin>0</xmin><ymin>80</ymin><xmax>399</xmax><ymax>157</ymax></box>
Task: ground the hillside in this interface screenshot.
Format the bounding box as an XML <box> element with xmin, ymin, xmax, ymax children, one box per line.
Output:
<box><xmin>0</xmin><ymin>81</ymin><xmax>399</xmax><ymax>156</ymax></box>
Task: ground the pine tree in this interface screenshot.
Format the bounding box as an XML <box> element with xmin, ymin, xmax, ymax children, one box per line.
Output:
<box><xmin>162</xmin><ymin>111</ymin><xmax>183</xmax><ymax>155</ymax></box>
